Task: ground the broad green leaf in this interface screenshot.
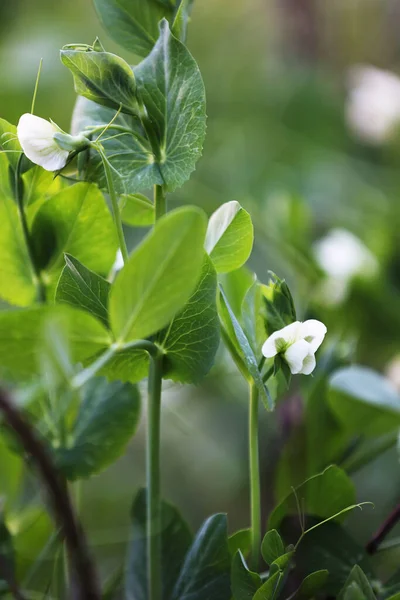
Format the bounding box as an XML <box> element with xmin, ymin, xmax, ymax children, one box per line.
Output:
<box><xmin>0</xmin><ymin>155</ymin><xmax>36</xmax><ymax>306</ymax></box>
<box><xmin>93</xmin><ymin>0</ymin><xmax>174</xmax><ymax>58</ymax></box>
<box><xmin>55</xmin><ymin>254</ymin><xmax>110</xmax><ymax>328</ymax></box>
<box><xmin>31</xmin><ymin>182</ymin><xmax>118</xmax><ymax>296</ymax></box>
<box><xmin>134</xmin><ymin>19</ymin><xmax>206</xmax><ymax>192</ymax></box>
<box><xmin>172</xmin><ymin>0</ymin><xmax>195</xmax><ymax>42</ymax></box>
<box><xmin>228</xmin><ymin>528</ymin><xmax>252</xmax><ymax>558</ymax></box>
<box><xmin>0</xmin><ymin>305</ymin><xmax>111</xmax><ymax>381</ymax></box>
<box><xmin>295</xmin><ymin>520</ymin><xmax>373</xmax><ymax>596</ymax></box>
<box><xmin>344</xmin><ymin>582</ymin><xmax>368</xmax><ymax>600</ymax></box>
<box><xmin>157</xmin><ymin>253</ymin><xmax>220</xmax><ymax>383</ymax></box>
<box><xmin>338</xmin><ymin>566</ymin><xmax>377</xmax><ymax>600</ymax></box>
<box><xmin>231</xmin><ymin>550</ymin><xmax>261</xmax><ymax>600</ymax></box>
<box><xmin>0</xmin><ymin>117</ymin><xmax>22</xmax><ymax>171</ymax></box>
<box><xmin>171</xmin><ymin>514</ymin><xmax>231</xmax><ymax>600</ymax></box>
<box><xmin>268</xmin><ymin>465</ymin><xmax>355</xmax><ymax>531</ymax></box>
<box><xmin>120</xmin><ymin>193</ymin><xmax>155</xmax><ymax>227</ymax></box>
<box><xmin>261</xmin><ymin>530</ymin><xmax>285</xmax><ymax>565</ymax></box>
<box><xmin>253</xmin><ymin>570</ymin><xmax>282</xmax><ymax>600</ymax></box>
<box><xmin>293</xmin><ymin>570</ymin><xmax>329</xmax><ymax>599</ymax></box>
<box><xmin>262</xmin><ymin>272</ymin><xmax>296</xmax><ymax>335</ymax></box>
<box><xmin>61</xmin><ymin>47</ymin><xmax>139</xmax><ymax>116</ymax></box>
<box><xmin>125</xmin><ymin>488</ymin><xmax>192</xmax><ymax>600</ymax></box>
<box><xmin>219</xmin><ymin>267</ymin><xmax>255</xmax><ymax>319</ymax></box>
<box><xmin>218</xmin><ymin>287</ymin><xmax>273</xmax><ymax>411</ymax></box>
<box><xmin>54</xmin><ymin>378</ymin><xmax>140</xmax><ymax>480</ymax></box>
<box><xmin>272</xmin><ymin>551</ymin><xmax>294</xmax><ymax>570</ymax></box>
<box><xmin>23</xmin><ymin>165</ymin><xmax>64</xmax><ymax>209</ymax></box>
<box><xmin>328</xmin><ymin>366</ymin><xmax>400</xmax><ymax>437</ymax></box>
<box><xmin>205</xmin><ymin>201</ymin><xmax>253</xmax><ymax>274</ymax></box>
<box><xmin>110</xmin><ymin>206</ymin><xmax>206</xmax><ymax>342</ymax></box>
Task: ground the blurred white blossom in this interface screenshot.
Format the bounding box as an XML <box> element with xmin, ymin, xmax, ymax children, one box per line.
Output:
<box><xmin>346</xmin><ymin>65</ymin><xmax>400</xmax><ymax>144</ymax></box>
<box><xmin>17</xmin><ymin>113</ymin><xmax>69</xmax><ymax>171</ymax></box>
<box><xmin>262</xmin><ymin>320</ymin><xmax>327</xmax><ymax>375</ymax></box>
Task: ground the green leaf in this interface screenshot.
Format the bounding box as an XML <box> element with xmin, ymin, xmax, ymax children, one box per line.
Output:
<box><xmin>228</xmin><ymin>528</ymin><xmax>252</xmax><ymax>558</ymax></box>
<box><xmin>328</xmin><ymin>366</ymin><xmax>400</xmax><ymax>437</ymax></box>
<box><xmin>31</xmin><ymin>182</ymin><xmax>118</xmax><ymax>296</ymax></box>
<box><xmin>262</xmin><ymin>272</ymin><xmax>297</xmax><ymax>335</ymax></box>
<box><xmin>126</xmin><ymin>488</ymin><xmax>192</xmax><ymax>600</ymax></box>
<box><xmin>205</xmin><ymin>201</ymin><xmax>253</xmax><ymax>274</ymax></box>
<box><xmin>293</xmin><ymin>570</ymin><xmax>329</xmax><ymax>599</ymax></box>
<box><xmin>0</xmin><ymin>156</ymin><xmax>37</xmax><ymax>306</ymax></box>
<box><xmin>343</xmin><ymin>582</ymin><xmax>369</xmax><ymax>600</ymax></box>
<box><xmin>0</xmin><ymin>305</ymin><xmax>111</xmax><ymax>382</ymax></box>
<box><xmin>261</xmin><ymin>530</ymin><xmax>285</xmax><ymax>565</ymax></box>
<box><xmin>60</xmin><ymin>47</ymin><xmax>139</xmax><ymax>116</ymax></box>
<box><xmin>231</xmin><ymin>550</ymin><xmax>261</xmax><ymax>600</ymax></box>
<box><xmin>110</xmin><ymin>206</ymin><xmax>206</xmax><ymax>342</ymax></box>
<box><xmin>54</xmin><ymin>378</ymin><xmax>140</xmax><ymax>480</ymax></box>
<box><xmin>218</xmin><ymin>287</ymin><xmax>273</xmax><ymax>411</ymax></box>
<box><xmin>253</xmin><ymin>570</ymin><xmax>282</xmax><ymax>600</ymax></box>
<box><xmin>98</xmin><ymin>348</ymin><xmax>149</xmax><ymax>384</ymax></box>
<box><xmin>157</xmin><ymin>253</ymin><xmax>220</xmax><ymax>383</ymax></box>
<box><xmin>93</xmin><ymin>0</ymin><xmax>174</xmax><ymax>58</ymax></box>
<box><xmin>133</xmin><ymin>19</ymin><xmax>206</xmax><ymax>192</ymax></box>
<box><xmin>172</xmin><ymin>0</ymin><xmax>195</xmax><ymax>42</ymax></box>
<box><xmin>55</xmin><ymin>254</ymin><xmax>110</xmax><ymax>328</ymax></box>
<box><xmin>268</xmin><ymin>465</ymin><xmax>355</xmax><ymax>531</ymax></box>
<box><xmin>120</xmin><ymin>193</ymin><xmax>155</xmax><ymax>227</ymax></box>
<box><xmin>338</xmin><ymin>566</ymin><xmax>377</xmax><ymax>600</ymax></box>
<box><xmin>171</xmin><ymin>514</ymin><xmax>231</xmax><ymax>600</ymax></box>
<box><xmin>219</xmin><ymin>267</ymin><xmax>255</xmax><ymax>319</ymax></box>
<box><xmin>295</xmin><ymin>520</ymin><xmax>373</xmax><ymax>596</ymax></box>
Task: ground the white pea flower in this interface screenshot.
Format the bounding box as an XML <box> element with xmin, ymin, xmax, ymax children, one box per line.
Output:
<box><xmin>17</xmin><ymin>113</ymin><xmax>89</xmax><ymax>172</ymax></box>
<box><xmin>17</xmin><ymin>114</ymin><xmax>69</xmax><ymax>171</ymax></box>
<box><xmin>262</xmin><ymin>320</ymin><xmax>327</xmax><ymax>376</ymax></box>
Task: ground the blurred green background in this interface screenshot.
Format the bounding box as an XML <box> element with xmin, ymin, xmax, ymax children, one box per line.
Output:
<box><xmin>1</xmin><ymin>0</ymin><xmax>400</xmax><ymax>589</ymax></box>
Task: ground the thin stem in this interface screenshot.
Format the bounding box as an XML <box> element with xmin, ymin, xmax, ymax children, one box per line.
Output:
<box><xmin>95</xmin><ymin>144</ymin><xmax>129</xmax><ymax>264</ymax></box>
<box><xmin>262</xmin><ymin>365</ymin><xmax>274</xmax><ymax>383</ymax></box>
<box><xmin>15</xmin><ymin>156</ymin><xmax>46</xmax><ymax>302</ymax></box>
<box><xmin>147</xmin><ymin>351</ymin><xmax>163</xmax><ymax>600</ymax></box>
<box><xmin>249</xmin><ymin>382</ymin><xmax>261</xmax><ymax>571</ymax></box>
<box><xmin>30</xmin><ymin>58</ymin><xmax>43</xmax><ymax>114</ymax></box>
<box><xmin>0</xmin><ymin>389</ymin><xmax>101</xmax><ymax>600</ymax></box>
<box><xmin>154</xmin><ymin>184</ymin><xmax>167</xmax><ymax>221</ymax></box>
<box><xmin>366</xmin><ymin>502</ymin><xmax>400</xmax><ymax>555</ymax></box>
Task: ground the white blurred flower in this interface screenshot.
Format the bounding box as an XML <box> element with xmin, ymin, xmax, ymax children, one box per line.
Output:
<box><xmin>346</xmin><ymin>65</ymin><xmax>400</xmax><ymax>144</ymax></box>
<box><xmin>262</xmin><ymin>320</ymin><xmax>327</xmax><ymax>375</ymax></box>
<box><xmin>314</xmin><ymin>228</ymin><xmax>378</xmax><ymax>281</ymax></box>
<box><xmin>17</xmin><ymin>113</ymin><xmax>69</xmax><ymax>171</ymax></box>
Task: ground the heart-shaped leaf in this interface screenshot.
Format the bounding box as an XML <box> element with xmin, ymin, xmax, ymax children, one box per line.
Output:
<box><xmin>205</xmin><ymin>201</ymin><xmax>253</xmax><ymax>274</ymax></box>
<box><xmin>261</xmin><ymin>530</ymin><xmax>285</xmax><ymax>566</ymax></box>
<box><xmin>54</xmin><ymin>378</ymin><xmax>140</xmax><ymax>480</ymax></box>
<box><xmin>110</xmin><ymin>206</ymin><xmax>206</xmax><ymax>342</ymax></box>
<box><xmin>55</xmin><ymin>254</ymin><xmax>110</xmax><ymax>328</ymax></box>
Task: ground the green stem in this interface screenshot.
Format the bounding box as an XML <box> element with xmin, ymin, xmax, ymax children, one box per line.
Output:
<box><xmin>249</xmin><ymin>382</ymin><xmax>261</xmax><ymax>571</ymax></box>
<box><xmin>154</xmin><ymin>185</ymin><xmax>167</xmax><ymax>221</ymax></box>
<box><xmin>147</xmin><ymin>351</ymin><xmax>163</xmax><ymax>600</ymax></box>
<box><xmin>15</xmin><ymin>156</ymin><xmax>46</xmax><ymax>302</ymax></box>
<box><xmin>95</xmin><ymin>145</ymin><xmax>129</xmax><ymax>264</ymax></box>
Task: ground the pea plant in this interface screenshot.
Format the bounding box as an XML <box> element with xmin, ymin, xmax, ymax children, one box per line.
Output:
<box><xmin>0</xmin><ymin>1</ymin><xmax>399</xmax><ymax>599</ymax></box>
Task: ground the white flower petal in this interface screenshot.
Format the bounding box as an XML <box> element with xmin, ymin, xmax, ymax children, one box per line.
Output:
<box><xmin>299</xmin><ymin>319</ymin><xmax>327</xmax><ymax>352</ymax></box>
<box><xmin>261</xmin><ymin>321</ymin><xmax>301</xmax><ymax>358</ymax></box>
<box><xmin>284</xmin><ymin>339</ymin><xmax>310</xmax><ymax>375</ymax></box>
<box><xmin>299</xmin><ymin>352</ymin><xmax>316</xmax><ymax>375</ymax></box>
<box><xmin>17</xmin><ymin>113</ymin><xmax>68</xmax><ymax>171</ymax></box>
